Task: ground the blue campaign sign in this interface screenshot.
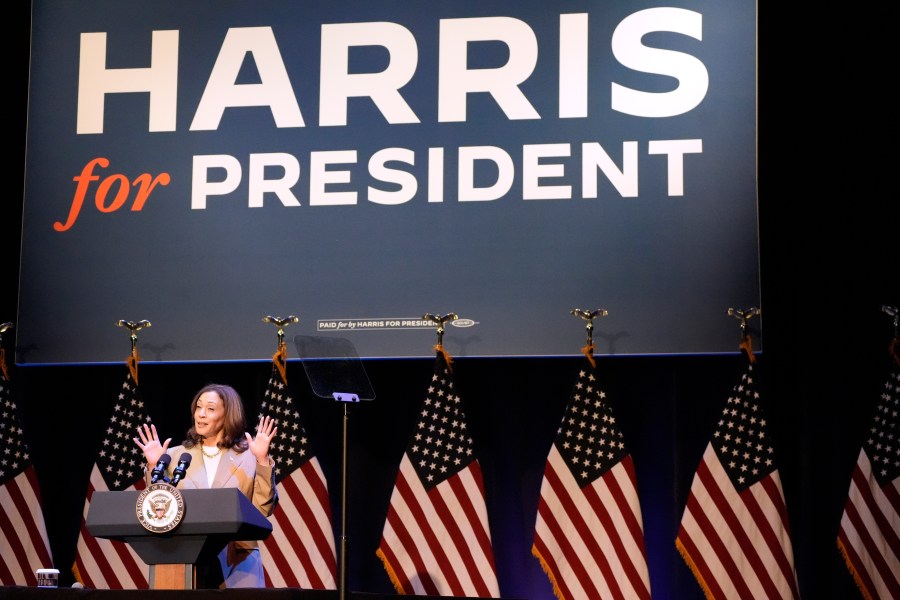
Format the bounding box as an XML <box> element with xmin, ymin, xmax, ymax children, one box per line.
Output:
<box><xmin>18</xmin><ymin>0</ymin><xmax>758</xmax><ymax>364</ymax></box>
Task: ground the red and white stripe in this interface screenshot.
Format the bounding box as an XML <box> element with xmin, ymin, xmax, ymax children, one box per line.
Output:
<box><xmin>72</xmin><ymin>464</ymin><xmax>149</xmax><ymax>589</ymax></box>
<box><xmin>676</xmin><ymin>444</ymin><xmax>800</xmax><ymax>600</ymax></box>
<box><xmin>0</xmin><ymin>465</ymin><xmax>53</xmax><ymax>585</ymax></box>
<box><xmin>261</xmin><ymin>457</ymin><xmax>337</xmax><ymax>588</ymax></box>
<box><xmin>378</xmin><ymin>454</ymin><xmax>499</xmax><ymax>597</ymax></box>
<box><xmin>533</xmin><ymin>446</ymin><xmax>651</xmax><ymax>600</ymax></box>
<box><xmin>837</xmin><ymin>449</ymin><xmax>900</xmax><ymax>600</ymax></box>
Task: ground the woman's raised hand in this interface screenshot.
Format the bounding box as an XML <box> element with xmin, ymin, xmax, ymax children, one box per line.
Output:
<box><xmin>134</xmin><ymin>423</ymin><xmax>171</xmax><ymax>468</ymax></box>
<box><xmin>247</xmin><ymin>415</ymin><xmax>278</xmax><ymax>464</ymax></box>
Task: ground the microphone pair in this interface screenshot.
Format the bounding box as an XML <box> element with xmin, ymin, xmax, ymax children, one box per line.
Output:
<box><xmin>149</xmin><ymin>452</ymin><xmax>192</xmax><ymax>486</ymax></box>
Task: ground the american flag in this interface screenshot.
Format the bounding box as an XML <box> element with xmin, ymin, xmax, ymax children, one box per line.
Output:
<box><xmin>836</xmin><ymin>362</ymin><xmax>900</xmax><ymax>600</ymax></box>
<box><xmin>675</xmin><ymin>349</ymin><xmax>800</xmax><ymax>599</ymax></box>
<box><xmin>377</xmin><ymin>351</ymin><xmax>500</xmax><ymax>597</ymax></box>
<box><xmin>0</xmin><ymin>356</ymin><xmax>54</xmax><ymax>585</ymax></box>
<box><xmin>258</xmin><ymin>350</ymin><xmax>338</xmax><ymax>588</ymax></box>
<box><xmin>72</xmin><ymin>362</ymin><xmax>151</xmax><ymax>589</ymax></box>
<box><xmin>532</xmin><ymin>359</ymin><xmax>651</xmax><ymax>600</ymax></box>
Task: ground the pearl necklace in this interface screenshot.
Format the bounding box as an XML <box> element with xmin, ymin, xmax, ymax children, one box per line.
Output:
<box><xmin>202</xmin><ymin>446</ymin><xmax>221</xmax><ymax>459</ymax></box>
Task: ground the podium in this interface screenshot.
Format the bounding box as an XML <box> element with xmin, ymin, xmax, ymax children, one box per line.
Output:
<box><xmin>86</xmin><ymin>488</ymin><xmax>273</xmax><ymax>590</ymax></box>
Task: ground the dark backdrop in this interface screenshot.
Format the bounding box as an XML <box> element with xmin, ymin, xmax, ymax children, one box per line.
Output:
<box><xmin>5</xmin><ymin>2</ymin><xmax>899</xmax><ymax>599</ymax></box>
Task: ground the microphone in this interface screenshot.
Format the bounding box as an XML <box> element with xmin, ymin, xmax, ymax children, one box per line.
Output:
<box><xmin>170</xmin><ymin>452</ymin><xmax>192</xmax><ymax>487</ymax></box>
<box><xmin>149</xmin><ymin>453</ymin><xmax>172</xmax><ymax>484</ymax></box>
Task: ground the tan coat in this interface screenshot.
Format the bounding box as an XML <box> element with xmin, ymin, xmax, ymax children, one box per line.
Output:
<box><xmin>162</xmin><ymin>445</ymin><xmax>276</xmax><ymax>521</ymax></box>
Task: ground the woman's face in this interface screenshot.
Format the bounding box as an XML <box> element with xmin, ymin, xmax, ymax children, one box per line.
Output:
<box><xmin>194</xmin><ymin>390</ymin><xmax>225</xmax><ymax>442</ymax></box>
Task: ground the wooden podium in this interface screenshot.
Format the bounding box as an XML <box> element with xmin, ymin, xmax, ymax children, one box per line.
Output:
<box><xmin>86</xmin><ymin>488</ymin><xmax>272</xmax><ymax>590</ymax></box>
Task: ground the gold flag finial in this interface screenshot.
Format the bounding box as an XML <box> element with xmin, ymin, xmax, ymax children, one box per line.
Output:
<box><xmin>423</xmin><ymin>313</ymin><xmax>458</xmax><ymax>347</ymax></box>
<box><xmin>727</xmin><ymin>307</ymin><xmax>760</xmax><ymax>362</ymax></box>
<box><xmin>570</xmin><ymin>308</ymin><xmax>608</xmax><ymax>366</ymax></box>
<box><xmin>116</xmin><ymin>319</ymin><xmax>151</xmax><ymax>383</ymax></box>
<box><xmin>115</xmin><ymin>319</ymin><xmax>151</xmax><ymax>353</ymax></box>
<box><xmin>423</xmin><ymin>313</ymin><xmax>458</xmax><ymax>366</ymax></box>
<box><xmin>262</xmin><ymin>315</ymin><xmax>299</xmax><ymax>348</ymax></box>
<box><xmin>726</xmin><ymin>307</ymin><xmax>760</xmax><ymax>339</ymax></box>
<box><xmin>262</xmin><ymin>316</ymin><xmax>299</xmax><ymax>382</ymax></box>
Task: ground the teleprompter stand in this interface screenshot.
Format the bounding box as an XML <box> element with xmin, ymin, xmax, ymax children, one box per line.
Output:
<box><xmin>86</xmin><ymin>488</ymin><xmax>272</xmax><ymax>589</ymax></box>
<box><xmin>294</xmin><ymin>335</ymin><xmax>375</xmax><ymax>600</ymax></box>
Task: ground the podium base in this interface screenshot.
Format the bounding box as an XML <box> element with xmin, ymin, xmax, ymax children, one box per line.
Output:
<box><xmin>150</xmin><ymin>563</ymin><xmax>193</xmax><ymax>589</ymax></box>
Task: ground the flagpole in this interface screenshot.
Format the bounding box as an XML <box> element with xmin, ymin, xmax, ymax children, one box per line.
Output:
<box><xmin>74</xmin><ymin>319</ymin><xmax>153</xmax><ymax>589</ymax></box>
<box><xmin>259</xmin><ymin>315</ymin><xmax>340</xmax><ymax>590</ymax></box>
<box><xmin>533</xmin><ymin>308</ymin><xmax>653</xmax><ymax>600</ymax></box>
<box><xmin>376</xmin><ymin>311</ymin><xmax>501</xmax><ymax>596</ymax></box>
<box><xmin>266</xmin><ymin>315</ymin><xmax>356</xmax><ymax>597</ymax></box>
<box><xmin>676</xmin><ymin>305</ymin><xmax>801</xmax><ymax>599</ymax></box>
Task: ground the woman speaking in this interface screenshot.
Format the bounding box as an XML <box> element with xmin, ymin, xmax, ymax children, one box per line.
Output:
<box><xmin>134</xmin><ymin>383</ymin><xmax>278</xmax><ymax>588</ymax></box>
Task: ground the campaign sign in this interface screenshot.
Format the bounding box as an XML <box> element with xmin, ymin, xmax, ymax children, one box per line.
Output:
<box><xmin>19</xmin><ymin>0</ymin><xmax>758</xmax><ymax>364</ymax></box>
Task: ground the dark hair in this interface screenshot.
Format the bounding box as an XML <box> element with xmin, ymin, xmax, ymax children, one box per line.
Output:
<box><xmin>183</xmin><ymin>383</ymin><xmax>249</xmax><ymax>452</ymax></box>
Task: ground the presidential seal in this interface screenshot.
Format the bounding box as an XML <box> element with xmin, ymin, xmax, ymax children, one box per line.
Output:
<box><xmin>136</xmin><ymin>482</ymin><xmax>185</xmax><ymax>533</ymax></box>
